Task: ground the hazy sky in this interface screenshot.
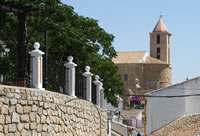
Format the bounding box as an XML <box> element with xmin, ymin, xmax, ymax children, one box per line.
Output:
<box><xmin>62</xmin><ymin>0</ymin><xmax>200</xmax><ymax>84</ymax></box>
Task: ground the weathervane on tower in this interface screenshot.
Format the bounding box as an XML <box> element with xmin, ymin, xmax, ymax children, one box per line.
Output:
<box><xmin>159</xmin><ymin>11</ymin><xmax>163</xmax><ymax>19</ymax></box>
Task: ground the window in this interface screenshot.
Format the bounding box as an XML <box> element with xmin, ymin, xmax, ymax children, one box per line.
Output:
<box><xmin>157</xmin><ymin>48</ymin><xmax>160</xmax><ymax>59</ymax></box>
<box><xmin>157</xmin><ymin>34</ymin><xmax>160</xmax><ymax>44</ymax></box>
<box><xmin>124</xmin><ymin>74</ymin><xmax>128</xmax><ymax>81</ymax></box>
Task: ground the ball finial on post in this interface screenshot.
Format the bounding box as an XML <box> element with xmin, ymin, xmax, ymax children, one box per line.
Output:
<box><xmin>34</xmin><ymin>42</ymin><xmax>40</xmax><ymax>50</ymax></box>
<box><xmin>68</xmin><ymin>56</ymin><xmax>73</xmax><ymax>63</ymax></box>
<box><xmin>95</xmin><ymin>75</ymin><xmax>100</xmax><ymax>81</ymax></box>
<box><xmin>85</xmin><ymin>66</ymin><xmax>90</xmax><ymax>72</ymax></box>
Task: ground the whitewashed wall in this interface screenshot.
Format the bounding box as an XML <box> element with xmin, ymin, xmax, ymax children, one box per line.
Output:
<box><xmin>184</xmin><ymin>78</ymin><xmax>200</xmax><ymax>115</ymax></box>
<box><xmin>146</xmin><ymin>77</ymin><xmax>200</xmax><ymax>135</ymax></box>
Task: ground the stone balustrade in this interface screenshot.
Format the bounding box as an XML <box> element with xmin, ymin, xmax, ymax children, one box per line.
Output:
<box><xmin>29</xmin><ymin>42</ymin><xmax>105</xmax><ymax>108</ymax></box>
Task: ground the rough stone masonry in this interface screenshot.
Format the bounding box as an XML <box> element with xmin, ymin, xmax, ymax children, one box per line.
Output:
<box><xmin>0</xmin><ymin>85</ymin><xmax>107</xmax><ymax>136</ymax></box>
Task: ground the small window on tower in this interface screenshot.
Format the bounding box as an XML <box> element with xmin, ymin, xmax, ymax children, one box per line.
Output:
<box><xmin>157</xmin><ymin>34</ymin><xmax>160</xmax><ymax>44</ymax></box>
<box><xmin>157</xmin><ymin>48</ymin><xmax>160</xmax><ymax>59</ymax></box>
<box><xmin>124</xmin><ymin>74</ymin><xmax>128</xmax><ymax>81</ymax></box>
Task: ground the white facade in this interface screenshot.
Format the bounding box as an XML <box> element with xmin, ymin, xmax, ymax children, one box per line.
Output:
<box><xmin>184</xmin><ymin>79</ymin><xmax>200</xmax><ymax>114</ymax></box>
<box><xmin>111</xmin><ymin>120</ymin><xmax>131</xmax><ymax>136</ymax></box>
<box><xmin>146</xmin><ymin>77</ymin><xmax>200</xmax><ymax>135</ymax></box>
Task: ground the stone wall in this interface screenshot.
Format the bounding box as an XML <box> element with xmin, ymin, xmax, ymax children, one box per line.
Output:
<box><xmin>143</xmin><ymin>63</ymin><xmax>171</xmax><ymax>89</ymax></box>
<box><xmin>116</xmin><ymin>63</ymin><xmax>171</xmax><ymax>94</ymax></box>
<box><xmin>116</xmin><ymin>63</ymin><xmax>171</xmax><ymax>108</ymax></box>
<box><xmin>0</xmin><ymin>85</ymin><xmax>107</xmax><ymax>136</ymax></box>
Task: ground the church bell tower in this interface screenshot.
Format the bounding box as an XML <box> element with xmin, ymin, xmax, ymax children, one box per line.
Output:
<box><xmin>150</xmin><ymin>17</ymin><xmax>171</xmax><ymax>64</ymax></box>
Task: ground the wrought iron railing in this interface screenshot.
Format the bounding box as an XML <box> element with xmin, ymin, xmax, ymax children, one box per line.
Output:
<box><xmin>75</xmin><ymin>72</ymin><xmax>86</xmax><ymax>99</ymax></box>
<box><xmin>47</xmin><ymin>62</ymin><xmax>65</xmax><ymax>93</ymax></box>
<box><xmin>0</xmin><ymin>55</ymin><xmax>15</xmax><ymax>85</ymax></box>
<box><xmin>92</xmin><ymin>82</ymin><xmax>97</xmax><ymax>104</ymax></box>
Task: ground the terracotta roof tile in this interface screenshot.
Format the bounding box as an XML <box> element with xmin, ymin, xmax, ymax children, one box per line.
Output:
<box><xmin>112</xmin><ymin>51</ymin><xmax>147</xmax><ymax>64</ymax></box>
<box><xmin>151</xmin><ymin>114</ymin><xmax>200</xmax><ymax>136</ymax></box>
<box><xmin>112</xmin><ymin>51</ymin><xmax>167</xmax><ymax>64</ymax></box>
<box><xmin>153</xmin><ymin>18</ymin><xmax>168</xmax><ymax>33</ymax></box>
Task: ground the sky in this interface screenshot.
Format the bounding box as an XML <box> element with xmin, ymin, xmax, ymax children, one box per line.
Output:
<box><xmin>62</xmin><ymin>0</ymin><xmax>200</xmax><ymax>84</ymax></box>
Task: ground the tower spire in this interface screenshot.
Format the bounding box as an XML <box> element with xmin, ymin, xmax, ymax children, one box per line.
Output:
<box><xmin>150</xmin><ymin>17</ymin><xmax>171</xmax><ymax>64</ymax></box>
<box><xmin>153</xmin><ymin>17</ymin><xmax>168</xmax><ymax>32</ymax></box>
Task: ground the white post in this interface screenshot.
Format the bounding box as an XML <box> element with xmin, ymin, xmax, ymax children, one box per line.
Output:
<box><xmin>82</xmin><ymin>66</ymin><xmax>93</xmax><ymax>101</ymax></box>
<box><xmin>0</xmin><ymin>74</ymin><xmax>3</xmax><ymax>83</ymax></box>
<box><xmin>108</xmin><ymin>119</ymin><xmax>111</xmax><ymax>136</ymax></box>
<box><xmin>107</xmin><ymin>112</ymin><xmax>113</xmax><ymax>136</ymax></box>
<box><xmin>100</xmin><ymin>82</ymin><xmax>105</xmax><ymax>108</ymax></box>
<box><xmin>29</xmin><ymin>42</ymin><xmax>44</xmax><ymax>90</ymax></box>
<box><xmin>93</xmin><ymin>75</ymin><xmax>101</xmax><ymax>106</ymax></box>
<box><xmin>117</xmin><ymin>96</ymin><xmax>123</xmax><ymax>113</ymax></box>
<box><xmin>64</xmin><ymin>56</ymin><xmax>77</xmax><ymax>97</ymax></box>
<box><xmin>117</xmin><ymin>95</ymin><xmax>123</xmax><ymax>123</ymax></box>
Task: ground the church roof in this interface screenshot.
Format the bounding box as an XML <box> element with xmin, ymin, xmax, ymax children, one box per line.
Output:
<box><xmin>113</xmin><ymin>51</ymin><xmax>147</xmax><ymax>64</ymax></box>
<box><xmin>145</xmin><ymin>56</ymin><xmax>167</xmax><ymax>64</ymax></box>
<box><xmin>153</xmin><ymin>17</ymin><xmax>168</xmax><ymax>33</ymax></box>
<box><xmin>112</xmin><ymin>51</ymin><xmax>167</xmax><ymax>64</ymax></box>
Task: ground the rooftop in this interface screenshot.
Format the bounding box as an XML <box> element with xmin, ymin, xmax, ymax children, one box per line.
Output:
<box><xmin>153</xmin><ymin>17</ymin><xmax>168</xmax><ymax>33</ymax></box>
<box><xmin>145</xmin><ymin>76</ymin><xmax>200</xmax><ymax>95</ymax></box>
<box><xmin>112</xmin><ymin>51</ymin><xmax>167</xmax><ymax>64</ymax></box>
<box><xmin>151</xmin><ymin>114</ymin><xmax>200</xmax><ymax>136</ymax></box>
<box><xmin>121</xmin><ymin>109</ymin><xmax>143</xmax><ymax>119</ymax></box>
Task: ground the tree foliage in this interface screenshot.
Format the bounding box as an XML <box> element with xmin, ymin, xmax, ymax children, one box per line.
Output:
<box><xmin>0</xmin><ymin>0</ymin><xmax>123</xmax><ymax>104</ymax></box>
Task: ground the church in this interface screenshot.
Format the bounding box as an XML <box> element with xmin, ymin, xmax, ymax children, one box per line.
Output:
<box><xmin>113</xmin><ymin>17</ymin><xmax>172</xmax><ymax>97</ymax></box>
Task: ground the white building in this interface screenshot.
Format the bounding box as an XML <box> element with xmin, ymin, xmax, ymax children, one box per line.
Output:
<box><xmin>145</xmin><ymin>77</ymin><xmax>200</xmax><ymax>135</ymax></box>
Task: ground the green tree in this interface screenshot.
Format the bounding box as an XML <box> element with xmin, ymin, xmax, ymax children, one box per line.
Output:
<box><xmin>0</xmin><ymin>0</ymin><xmax>123</xmax><ymax>104</ymax></box>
